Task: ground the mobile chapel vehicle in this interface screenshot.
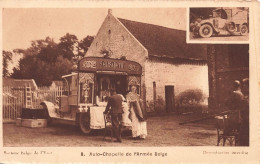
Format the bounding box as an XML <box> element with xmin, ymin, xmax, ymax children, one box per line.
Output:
<box><xmin>190</xmin><ymin>8</ymin><xmax>249</xmax><ymax>38</ymax></box>
<box><xmin>41</xmin><ymin>57</ymin><xmax>142</xmax><ymax>134</ymax></box>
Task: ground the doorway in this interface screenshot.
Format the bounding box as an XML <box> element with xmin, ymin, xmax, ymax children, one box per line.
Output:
<box><xmin>97</xmin><ymin>74</ymin><xmax>127</xmax><ymax>102</ymax></box>
<box><xmin>165</xmin><ymin>85</ymin><xmax>175</xmax><ymax>112</ymax></box>
<box><xmin>113</xmin><ymin>75</ymin><xmax>127</xmax><ymax>96</ymax></box>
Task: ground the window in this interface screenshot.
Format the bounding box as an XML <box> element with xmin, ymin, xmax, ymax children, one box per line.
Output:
<box><xmin>97</xmin><ymin>74</ymin><xmax>127</xmax><ymax>103</ymax></box>
<box><xmin>213</xmin><ymin>11</ymin><xmax>221</xmax><ymax>18</ymax></box>
<box><xmin>99</xmin><ymin>77</ymin><xmax>112</xmax><ymax>102</ymax></box>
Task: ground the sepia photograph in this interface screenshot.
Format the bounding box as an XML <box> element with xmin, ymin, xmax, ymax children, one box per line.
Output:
<box><xmin>189</xmin><ymin>7</ymin><xmax>249</xmax><ymax>42</ymax></box>
<box><xmin>2</xmin><ymin>8</ymin><xmax>251</xmax><ymax>149</ymax></box>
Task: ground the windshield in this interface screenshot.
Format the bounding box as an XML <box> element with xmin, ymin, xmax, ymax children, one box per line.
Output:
<box><xmin>213</xmin><ymin>9</ymin><xmax>227</xmax><ymax>19</ymax></box>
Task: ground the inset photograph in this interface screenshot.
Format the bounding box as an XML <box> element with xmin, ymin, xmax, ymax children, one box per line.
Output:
<box><xmin>189</xmin><ymin>7</ymin><xmax>249</xmax><ymax>42</ymax></box>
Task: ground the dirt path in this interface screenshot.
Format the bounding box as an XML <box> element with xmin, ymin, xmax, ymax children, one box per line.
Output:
<box><xmin>3</xmin><ymin>115</ymin><xmax>217</xmax><ymax>147</ymax></box>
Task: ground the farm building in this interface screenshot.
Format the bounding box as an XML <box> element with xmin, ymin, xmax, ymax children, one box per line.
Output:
<box><xmin>2</xmin><ymin>78</ymin><xmax>39</xmax><ymax>120</ymax></box>
<box><xmin>85</xmin><ymin>9</ymin><xmax>209</xmax><ymax>113</ymax></box>
<box><xmin>207</xmin><ymin>44</ymin><xmax>249</xmax><ymax>112</ymax></box>
<box><xmin>2</xmin><ymin>78</ymin><xmax>63</xmax><ymax>121</ymax></box>
<box><xmin>3</xmin><ymin>78</ymin><xmax>38</xmax><ymax>91</ymax></box>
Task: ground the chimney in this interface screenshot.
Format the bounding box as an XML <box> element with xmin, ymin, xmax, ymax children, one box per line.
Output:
<box><xmin>108</xmin><ymin>9</ymin><xmax>112</xmax><ymax>15</ymax></box>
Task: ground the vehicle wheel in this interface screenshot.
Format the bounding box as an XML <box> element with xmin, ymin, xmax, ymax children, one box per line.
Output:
<box><xmin>199</xmin><ymin>24</ymin><xmax>213</xmax><ymax>38</ymax></box>
<box><xmin>240</xmin><ymin>24</ymin><xmax>248</xmax><ymax>36</ymax></box>
<box><xmin>79</xmin><ymin>112</ymin><xmax>91</xmax><ymax>134</ymax></box>
<box><xmin>226</xmin><ymin>22</ymin><xmax>236</xmax><ymax>33</ymax></box>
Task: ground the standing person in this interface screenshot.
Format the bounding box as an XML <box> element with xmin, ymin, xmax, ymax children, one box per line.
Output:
<box><xmin>225</xmin><ymin>80</ymin><xmax>244</xmax><ymax>133</ymax></box>
<box><xmin>126</xmin><ymin>86</ymin><xmax>147</xmax><ymax>139</ymax></box>
<box><xmin>103</xmin><ymin>90</ymin><xmax>123</xmax><ymax>142</ymax></box>
<box><xmin>239</xmin><ymin>78</ymin><xmax>249</xmax><ymax>146</ymax></box>
<box><xmin>120</xmin><ymin>95</ymin><xmax>132</xmax><ymax>127</ymax></box>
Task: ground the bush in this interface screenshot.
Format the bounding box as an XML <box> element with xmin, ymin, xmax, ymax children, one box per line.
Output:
<box><xmin>175</xmin><ymin>89</ymin><xmax>208</xmax><ymax>114</ymax></box>
<box><xmin>176</xmin><ymin>89</ymin><xmax>205</xmax><ymax>105</ymax></box>
<box><xmin>154</xmin><ymin>96</ymin><xmax>165</xmax><ymax>112</ymax></box>
<box><xmin>146</xmin><ymin>96</ymin><xmax>165</xmax><ymax>113</ymax></box>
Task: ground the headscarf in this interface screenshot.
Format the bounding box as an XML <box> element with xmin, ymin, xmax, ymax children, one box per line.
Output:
<box><xmin>126</xmin><ymin>92</ymin><xmax>146</xmax><ymax>121</ymax></box>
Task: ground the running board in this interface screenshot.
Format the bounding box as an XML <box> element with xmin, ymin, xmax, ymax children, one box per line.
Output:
<box><xmin>51</xmin><ymin>117</ymin><xmax>77</xmax><ymax>126</ymax></box>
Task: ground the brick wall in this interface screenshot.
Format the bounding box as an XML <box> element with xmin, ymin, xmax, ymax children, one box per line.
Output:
<box><xmin>208</xmin><ymin>44</ymin><xmax>249</xmax><ymax>112</ymax></box>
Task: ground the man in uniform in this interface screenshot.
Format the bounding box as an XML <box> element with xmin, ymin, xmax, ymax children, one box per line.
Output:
<box><xmin>225</xmin><ymin>80</ymin><xmax>244</xmax><ymax>134</ymax></box>
<box><xmin>104</xmin><ymin>90</ymin><xmax>123</xmax><ymax>142</ymax></box>
<box><xmin>239</xmin><ymin>78</ymin><xmax>249</xmax><ymax>146</ymax></box>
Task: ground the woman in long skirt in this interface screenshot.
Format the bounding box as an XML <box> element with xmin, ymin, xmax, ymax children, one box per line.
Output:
<box><xmin>126</xmin><ymin>86</ymin><xmax>147</xmax><ymax>139</ymax></box>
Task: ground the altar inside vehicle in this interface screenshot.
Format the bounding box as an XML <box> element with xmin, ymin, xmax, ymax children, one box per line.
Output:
<box><xmin>41</xmin><ymin>57</ymin><xmax>142</xmax><ymax>133</ymax></box>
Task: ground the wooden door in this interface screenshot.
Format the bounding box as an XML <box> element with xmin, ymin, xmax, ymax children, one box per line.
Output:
<box><xmin>165</xmin><ymin>85</ymin><xmax>175</xmax><ymax>112</ymax></box>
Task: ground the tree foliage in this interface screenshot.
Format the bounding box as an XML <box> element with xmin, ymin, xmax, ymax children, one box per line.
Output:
<box><xmin>2</xmin><ymin>50</ymin><xmax>13</xmax><ymax>77</ymax></box>
<box><xmin>58</xmin><ymin>33</ymin><xmax>78</xmax><ymax>61</ymax></box>
<box><xmin>78</xmin><ymin>36</ymin><xmax>94</xmax><ymax>57</ymax></box>
<box><xmin>9</xmin><ymin>34</ymin><xmax>94</xmax><ymax>86</ymax></box>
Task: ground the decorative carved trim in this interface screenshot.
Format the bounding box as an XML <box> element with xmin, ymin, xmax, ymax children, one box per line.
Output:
<box><xmin>79</xmin><ymin>73</ymin><xmax>94</xmax><ymax>84</ymax></box>
<box><xmin>128</xmin><ymin>76</ymin><xmax>141</xmax><ymax>86</ymax></box>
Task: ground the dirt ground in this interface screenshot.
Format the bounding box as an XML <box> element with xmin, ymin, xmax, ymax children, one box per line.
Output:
<box><xmin>3</xmin><ymin>114</ymin><xmax>218</xmax><ymax>147</ymax></box>
<box><xmin>189</xmin><ymin>32</ymin><xmax>249</xmax><ymax>41</ymax></box>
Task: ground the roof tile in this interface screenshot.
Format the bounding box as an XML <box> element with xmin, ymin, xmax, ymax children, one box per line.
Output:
<box><xmin>117</xmin><ymin>18</ymin><xmax>207</xmax><ymax>61</ymax></box>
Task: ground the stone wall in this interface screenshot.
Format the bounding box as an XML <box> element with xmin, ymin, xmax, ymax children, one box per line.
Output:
<box><xmin>86</xmin><ymin>12</ymin><xmax>209</xmax><ymax>113</ymax></box>
<box><xmin>85</xmin><ymin>13</ymin><xmax>148</xmax><ymax>103</ymax></box>
<box><xmin>86</xmin><ymin>14</ymin><xmax>148</xmax><ymax>63</ymax></box>
<box><xmin>145</xmin><ymin>57</ymin><xmax>209</xmax><ymax>112</ymax></box>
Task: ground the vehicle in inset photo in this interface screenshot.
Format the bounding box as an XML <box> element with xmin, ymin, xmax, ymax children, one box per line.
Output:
<box><xmin>189</xmin><ymin>7</ymin><xmax>249</xmax><ymax>41</ymax></box>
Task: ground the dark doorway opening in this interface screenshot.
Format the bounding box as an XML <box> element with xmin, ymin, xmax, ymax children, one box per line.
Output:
<box><xmin>97</xmin><ymin>74</ymin><xmax>127</xmax><ymax>102</ymax></box>
<box><xmin>165</xmin><ymin>85</ymin><xmax>175</xmax><ymax>112</ymax></box>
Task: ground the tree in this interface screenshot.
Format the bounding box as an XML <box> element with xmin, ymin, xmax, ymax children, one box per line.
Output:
<box><xmin>2</xmin><ymin>50</ymin><xmax>13</xmax><ymax>77</ymax></box>
<box><xmin>10</xmin><ymin>34</ymin><xmax>94</xmax><ymax>86</ymax></box>
<box><xmin>11</xmin><ymin>36</ymin><xmax>72</xmax><ymax>86</ymax></box>
<box><xmin>37</xmin><ymin>44</ymin><xmax>59</xmax><ymax>63</ymax></box>
<box><xmin>58</xmin><ymin>33</ymin><xmax>78</xmax><ymax>61</ymax></box>
<box><xmin>78</xmin><ymin>35</ymin><xmax>94</xmax><ymax>57</ymax></box>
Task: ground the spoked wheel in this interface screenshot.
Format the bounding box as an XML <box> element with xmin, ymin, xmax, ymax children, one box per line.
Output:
<box><xmin>240</xmin><ymin>24</ymin><xmax>248</xmax><ymax>36</ymax></box>
<box><xmin>226</xmin><ymin>22</ymin><xmax>236</xmax><ymax>33</ymax></box>
<box><xmin>199</xmin><ymin>24</ymin><xmax>213</xmax><ymax>38</ymax></box>
<box><xmin>79</xmin><ymin>112</ymin><xmax>91</xmax><ymax>134</ymax></box>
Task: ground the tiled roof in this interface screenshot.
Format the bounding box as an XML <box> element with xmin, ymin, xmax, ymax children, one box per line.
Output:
<box><xmin>118</xmin><ymin>18</ymin><xmax>207</xmax><ymax>61</ymax></box>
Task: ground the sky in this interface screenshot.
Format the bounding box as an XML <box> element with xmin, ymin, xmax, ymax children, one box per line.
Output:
<box><xmin>3</xmin><ymin>8</ymin><xmax>186</xmax><ymax>51</ymax></box>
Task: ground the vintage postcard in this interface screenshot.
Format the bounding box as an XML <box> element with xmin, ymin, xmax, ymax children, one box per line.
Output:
<box><xmin>0</xmin><ymin>0</ymin><xmax>259</xmax><ymax>163</ymax></box>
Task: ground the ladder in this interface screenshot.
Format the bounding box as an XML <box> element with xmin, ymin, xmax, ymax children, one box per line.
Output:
<box><xmin>25</xmin><ymin>87</ymin><xmax>32</xmax><ymax>108</ymax></box>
